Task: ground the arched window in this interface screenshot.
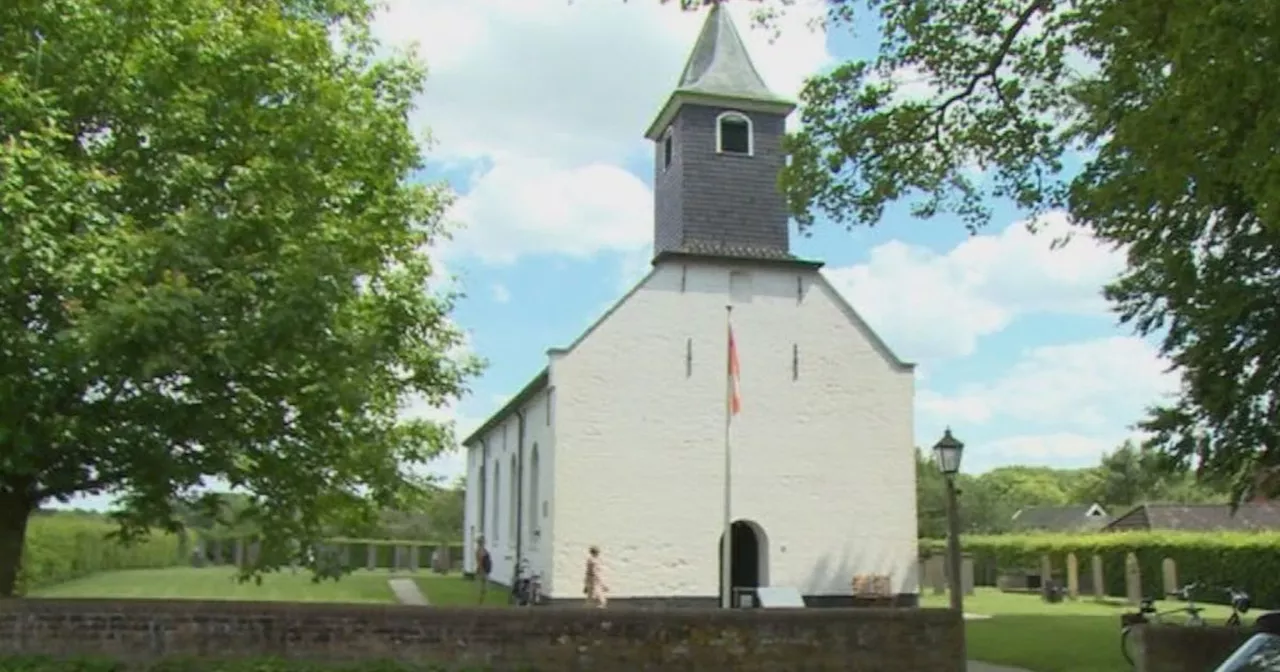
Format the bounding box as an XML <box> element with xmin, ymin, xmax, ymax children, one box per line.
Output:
<box><xmin>477</xmin><ymin>463</ymin><xmax>487</xmax><ymax>539</ymax></box>
<box><xmin>529</xmin><ymin>444</ymin><xmax>541</xmax><ymax>546</ymax></box>
<box><xmin>491</xmin><ymin>461</ymin><xmax>501</xmax><ymax>545</ymax></box>
<box><xmin>716</xmin><ymin>111</ymin><xmax>753</xmax><ymax>156</ymax></box>
<box><xmin>508</xmin><ymin>455</ymin><xmax>518</xmax><ymax>543</ymax></box>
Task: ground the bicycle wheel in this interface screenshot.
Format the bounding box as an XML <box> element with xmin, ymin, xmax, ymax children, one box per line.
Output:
<box><xmin>1121</xmin><ymin>626</ymin><xmax>1139</xmax><ymax>667</ymax></box>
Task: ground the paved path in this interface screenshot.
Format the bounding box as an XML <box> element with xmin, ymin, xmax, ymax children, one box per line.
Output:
<box><xmin>387</xmin><ymin>578</ymin><xmax>430</xmax><ymax>605</ymax></box>
<box><xmin>968</xmin><ymin>662</ymin><xmax>1032</xmax><ymax>672</ymax></box>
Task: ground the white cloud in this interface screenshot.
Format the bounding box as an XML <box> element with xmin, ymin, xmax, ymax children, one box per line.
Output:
<box><xmin>825</xmin><ymin>210</ymin><xmax>1126</xmax><ymax>361</ymax></box>
<box><xmin>920</xmin><ymin>336</ymin><xmax>1178</xmax><ymax>431</ymax></box>
<box><xmin>919</xmin><ymin>336</ymin><xmax>1179</xmax><ymax>471</ymax></box>
<box><xmin>962</xmin><ymin>432</ymin><xmax>1131</xmax><ymax>472</ymax></box>
<box><xmin>373</xmin><ymin>0</ymin><xmax>832</xmax><ymax>265</ymax></box>
<box><xmin>491</xmin><ymin>283</ymin><xmax>511</xmax><ymax>304</ymax></box>
<box><xmin>445</xmin><ymin>159</ymin><xmax>653</xmax><ymax>264</ymax></box>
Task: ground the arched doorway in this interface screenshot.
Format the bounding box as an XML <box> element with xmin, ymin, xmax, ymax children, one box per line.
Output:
<box><xmin>718</xmin><ymin>519</ymin><xmax>768</xmax><ymax>606</ymax></box>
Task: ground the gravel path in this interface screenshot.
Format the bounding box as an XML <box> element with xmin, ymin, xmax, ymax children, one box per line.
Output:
<box><xmin>968</xmin><ymin>662</ymin><xmax>1033</xmax><ymax>672</ymax></box>
<box><xmin>387</xmin><ymin>578</ymin><xmax>430</xmax><ymax>605</ymax></box>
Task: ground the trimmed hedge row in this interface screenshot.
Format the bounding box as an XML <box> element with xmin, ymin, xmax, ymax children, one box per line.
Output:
<box><xmin>921</xmin><ymin>531</ymin><xmax>1280</xmax><ymax>607</ymax></box>
<box><xmin>0</xmin><ymin>659</ymin><xmax>502</xmax><ymax>672</ymax></box>
<box><xmin>19</xmin><ymin>513</ymin><xmax>185</xmax><ymax>595</ymax></box>
<box><xmin>194</xmin><ymin>538</ymin><xmax>466</xmax><ymax>570</ymax></box>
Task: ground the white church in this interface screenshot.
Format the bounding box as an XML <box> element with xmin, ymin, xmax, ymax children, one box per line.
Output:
<box><xmin>461</xmin><ymin>4</ymin><xmax>919</xmax><ymax>607</ymax></box>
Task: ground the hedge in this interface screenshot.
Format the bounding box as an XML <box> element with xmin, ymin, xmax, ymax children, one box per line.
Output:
<box><xmin>920</xmin><ymin>531</ymin><xmax>1280</xmax><ymax>607</ymax></box>
<box><xmin>194</xmin><ymin>537</ymin><xmax>465</xmax><ymax>569</ymax></box>
<box><xmin>0</xmin><ymin>659</ymin><xmax>508</xmax><ymax>672</ymax></box>
<box><xmin>18</xmin><ymin>513</ymin><xmax>185</xmax><ymax>595</ymax></box>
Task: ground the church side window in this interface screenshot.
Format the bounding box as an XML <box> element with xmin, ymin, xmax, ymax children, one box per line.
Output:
<box><xmin>528</xmin><ymin>444</ymin><xmax>541</xmax><ymax>547</ymax></box>
<box><xmin>477</xmin><ymin>462</ymin><xmax>487</xmax><ymax>540</ymax></box>
<box><xmin>662</xmin><ymin>128</ymin><xmax>674</xmax><ymax>170</ymax></box>
<box><xmin>508</xmin><ymin>454</ymin><xmax>517</xmax><ymax>544</ymax></box>
<box><xmin>716</xmin><ymin>111</ymin><xmax>752</xmax><ymax>156</ymax></box>
<box><xmin>491</xmin><ymin>461</ymin><xmax>501</xmax><ymax>545</ymax></box>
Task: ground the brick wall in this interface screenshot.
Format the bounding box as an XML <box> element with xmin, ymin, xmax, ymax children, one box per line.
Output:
<box><xmin>0</xmin><ymin>599</ymin><xmax>963</xmax><ymax>671</ymax></box>
<box><xmin>1134</xmin><ymin>624</ymin><xmax>1251</xmax><ymax>672</ymax></box>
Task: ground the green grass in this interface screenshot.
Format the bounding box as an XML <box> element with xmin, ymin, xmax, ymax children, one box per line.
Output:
<box><xmin>414</xmin><ymin>575</ymin><xmax>510</xmax><ymax>606</ymax></box>
<box><xmin>29</xmin><ymin>566</ymin><xmax>508</xmax><ymax>607</ymax></box>
<box><xmin>920</xmin><ymin>588</ymin><xmax>1256</xmax><ymax>672</ymax></box>
<box><xmin>29</xmin><ymin>566</ymin><xmax>412</xmax><ymax>603</ymax></box>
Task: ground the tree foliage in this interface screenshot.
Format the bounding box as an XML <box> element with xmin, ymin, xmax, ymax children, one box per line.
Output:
<box><xmin>0</xmin><ymin>0</ymin><xmax>480</xmax><ymax>596</ymax></box>
<box><xmin>654</xmin><ymin>0</ymin><xmax>1280</xmax><ymax>501</ymax></box>
<box><xmin>916</xmin><ymin>440</ymin><xmax>1229</xmax><ymax>536</ymax></box>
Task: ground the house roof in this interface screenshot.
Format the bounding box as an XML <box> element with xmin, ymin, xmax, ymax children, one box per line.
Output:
<box><xmin>1103</xmin><ymin>502</ymin><xmax>1280</xmax><ymax>533</ymax></box>
<box><xmin>459</xmin><ymin>368</ymin><xmax>549</xmax><ymax>449</ymax></box>
<box><xmin>1011</xmin><ymin>504</ymin><xmax>1110</xmax><ymax>531</ymax></box>
<box><xmin>644</xmin><ymin>4</ymin><xmax>795</xmax><ymax>139</ymax></box>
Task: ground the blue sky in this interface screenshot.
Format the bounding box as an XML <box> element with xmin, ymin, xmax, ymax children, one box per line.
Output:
<box><xmin>388</xmin><ymin>0</ymin><xmax>1178</xmax><ymax>481</ymax></box>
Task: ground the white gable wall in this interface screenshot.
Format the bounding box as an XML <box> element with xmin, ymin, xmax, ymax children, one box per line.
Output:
<box><xmin>547</xmin><ymin>259</ymin><xmax>917</xmax><ymax>600</ymax></box>
<box><xmin>462</xmin><ymin>390</ymin><xmax>558</xmax><ymax>592</ymax></box>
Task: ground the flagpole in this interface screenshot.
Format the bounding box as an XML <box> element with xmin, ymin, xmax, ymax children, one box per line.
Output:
<box><xmin>721</xmin><ymin>304</ymin><xmax>733</xmax><ymax>609</ymax></box>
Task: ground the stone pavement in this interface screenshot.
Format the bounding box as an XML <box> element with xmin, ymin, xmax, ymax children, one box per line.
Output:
<box><xmin>968</xmin><ymin>662</ymin><xmax>1032</xmax><ymax>672</ymax></box>
<box><xmin>387</xmin><ymin>577</ymin><xmax>429</xmax><ymax>605</ymax></box>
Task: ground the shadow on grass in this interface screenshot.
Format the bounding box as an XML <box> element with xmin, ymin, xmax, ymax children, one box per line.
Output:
<box><xmin>966</xmin><ymin>614</ymin><xmax>1128</xmax><ymax>672</ymax></box>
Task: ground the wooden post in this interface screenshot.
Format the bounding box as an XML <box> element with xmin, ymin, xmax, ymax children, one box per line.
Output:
<box><xmin>366</xmin><ymin>544</ymin><xmax>377</xmax><ymax>570</ymax></box>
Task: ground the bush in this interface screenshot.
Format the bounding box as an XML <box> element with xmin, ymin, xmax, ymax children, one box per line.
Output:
<box><xmin>18</xmin><ymin>512</ymin><xmax>185</xmax><ymax>594</ymax></box>
<box><xmin>920</xmin><ymin>531</ymin><xmax>1280</xmax><ymax>607</ymax></box>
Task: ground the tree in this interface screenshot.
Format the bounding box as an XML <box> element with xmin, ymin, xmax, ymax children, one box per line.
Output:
<box><xmin>1072</xmin><ymin>440</ymin><xmax>1230</xmax><ymax>508</ymax></box>
<box><xmin>659</xmin><ymin>0</ymin><xmax>1280</xmax><ymax>502</ymax></box>
<box><xmin>0</xmin><ymin>0</ymin><xmax>481</xmax><ymax>596</ymax></box>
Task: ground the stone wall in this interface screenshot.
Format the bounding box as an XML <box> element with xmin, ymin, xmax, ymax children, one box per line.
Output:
<box><xmin>1134</xmin><ymin>624</ymin><xmax>1251</xmax><ymax>672</ymax></box>
<box><xmin>0</xmin><ymin>599</ymin><xmax>964</xmax><ymax>671</ymax></box>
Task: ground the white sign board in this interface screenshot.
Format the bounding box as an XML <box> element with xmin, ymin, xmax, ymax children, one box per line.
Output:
<box><xmin>755</xmin><ymin>586</ymin><xmax>806</xmax><ymax>608</ymax></box>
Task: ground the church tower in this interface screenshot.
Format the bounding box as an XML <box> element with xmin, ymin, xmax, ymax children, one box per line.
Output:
<box><xmin>645</xmin><ymin>4</ymin><xmax>798</xmax><ymax>261</ymax></box>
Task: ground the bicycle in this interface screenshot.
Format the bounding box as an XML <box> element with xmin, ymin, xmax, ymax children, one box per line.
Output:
<box><xmin>509</xmin><ymin>557</ymin><xmax>544</xmax><ymax>606</ymax></box>
<box><xmin>1121</xmin><ymin>582</ymin><xmax>1209</xmax><ymax>666</ymax></box>
<box><xmin>1224</xmin><ymin>586</ymin><xmax>1252</xmax><ymax>628</ymax></box>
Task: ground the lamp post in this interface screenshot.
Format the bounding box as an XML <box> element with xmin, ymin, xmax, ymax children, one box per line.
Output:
<box><xmin>933</xmin><ymin>428</ymin><xmax>965</xmax><ymax>615</ymax></box>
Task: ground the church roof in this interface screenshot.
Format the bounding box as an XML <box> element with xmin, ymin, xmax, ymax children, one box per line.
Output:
<box><xmin>644</xmin><ymin>4</ymin><xmax>796</xmax><ymax>139</ymax></box>
<box><xmin>658</xmin><ymin>240</ymin><xmax>822</xmax><ymax>267</ymax></box>
<box><xmin>675</xmin><ymin>3</ymin><xmax>788</xmax><ymax>105</ymax></box>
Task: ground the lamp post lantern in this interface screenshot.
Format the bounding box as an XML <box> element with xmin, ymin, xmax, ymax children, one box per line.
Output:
<box><xmin>932</xmin><ymin>428</ymin><xmax>965</xmax><ymax>616</ymax></box>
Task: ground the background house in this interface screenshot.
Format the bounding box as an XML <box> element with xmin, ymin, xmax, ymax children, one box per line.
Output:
<box><xmin>1010</xmin><ymin>503</ymin><xmax>1111</xmax><ymax>533</ymax></box>
<box><xmin>1103</xmin><ymin>502</ymin><xmax>1280</xmax><ymax>533</ymax></box>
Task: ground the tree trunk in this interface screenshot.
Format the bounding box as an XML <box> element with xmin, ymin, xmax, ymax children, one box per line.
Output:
<box><xmin>0</xmin><ymin>489</ymin><xmax>34</xmax><ymax>598</ymax></box>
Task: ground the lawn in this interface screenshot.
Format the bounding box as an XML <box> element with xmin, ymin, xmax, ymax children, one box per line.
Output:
<box><xmin>920</xmin><ymin>588</ymin><xmax>1255</xmax><ymax>672</ymax></box>
<box><xmin>31</xmin><ymin>565</ymin><xmax>465</xmax><ymax>601</ymax></box>
<box><xmin>415</xmin><ymin>574</ymin><xmax>511</xmax><ymax>606</ymax></box>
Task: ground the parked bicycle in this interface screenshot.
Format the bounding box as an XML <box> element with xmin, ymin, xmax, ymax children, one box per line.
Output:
<box><xmin>1121</xmin><ymin>582</ymin><xmax>1208</xmax><ymax>666</ymax></box>
<box><xmin>1121</xmin><ymin>582</ymin><xmax>1252</xmax><ymax>667</ymax></box>
<box><xmin>509</xmin><ymin>557</ymin><xmax>544</xmax><ymax>607</ymax></box>
<box><xmin>1226</xmin><ymin>587</ymin><xmax>1253</xmax><ymax>628</ymax></box>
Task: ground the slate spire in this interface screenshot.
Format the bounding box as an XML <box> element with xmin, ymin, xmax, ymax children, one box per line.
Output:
<box><xmin>675</xmin><ymin>2</ymin><xmax>788</xmax><ymax>104</ymax></box>
<box><xmin>644</xmin><ymin>3</ymin><xmax>795</xmax><ymax>140</ymax></box>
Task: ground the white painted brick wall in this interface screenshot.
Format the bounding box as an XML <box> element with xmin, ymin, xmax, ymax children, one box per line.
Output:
<box><xmin>542</xmin><ymin>259</ymin><xmax>918</xmax><ymax>599</ymax></box>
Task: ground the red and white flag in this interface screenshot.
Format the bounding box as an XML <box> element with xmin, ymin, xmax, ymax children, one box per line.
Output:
<box><xmin>728</xmin><ymin>324</ymin><xmax>741</xmax><ymax>416</ymax></box>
